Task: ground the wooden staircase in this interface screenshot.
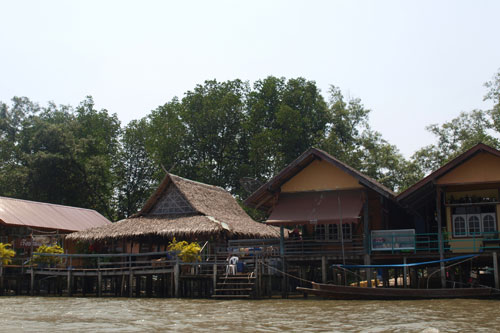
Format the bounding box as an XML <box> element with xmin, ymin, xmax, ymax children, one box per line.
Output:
<box><xmin>211</xmin><ymin>273</ymin><xmax>255</xmax><ymax>299</ymax></box>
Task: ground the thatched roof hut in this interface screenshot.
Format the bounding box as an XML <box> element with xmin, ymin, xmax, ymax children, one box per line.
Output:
<box><xmin>67</xmin><ymin>173</ymin><xmax>280</xmax><ymax>242</ymax></box>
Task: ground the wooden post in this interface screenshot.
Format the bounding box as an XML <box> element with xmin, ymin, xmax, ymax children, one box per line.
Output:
<box><xmin>120</xmin><ymin>274</ymin><xmax>126</xmax><ymax>296</ymax></box>
<box><xmin>30</xmin><ymin>267</ymin><xmax>35</xmax><ymax>296</ymax></box>
<box><xmin>493</xmin><ymin>252</ymin><xmax>499</xmax><ymax>289</ymax></box>
<box><xmin>268</xmin><ymin>259</ymin><xmax>273</xmax><ymax>298</ymax></box>
<box><xmin>174</xmin><ymin>260</ymin><xmax>180</xmax><ymax>298</ymax></box>
<box><xmin>436</xmin><ymin>188</ymin><xmax>446</xmax><ymax>288</ymax></box>
<box><xmin>321</xmin><ymin>256</ymin><xmax>327</xmax><ymax>283</ymax></box>
<box><xmin>146</xmin><ymin>275</ymin><xmax>153</xmax><ymax>297</ymax></box>
<box><xmin>363</xmin><ymin>199</ymin><xmax>370</xmax><ymax>255</ymax></box>
<box><xmin>364</xmin><ymin>254</ymin><xmax>372</xmax><ymax>287</ymax></box>
<box><xmin>129</xmin><ymin>271</ymin><xmax>134</xmax><ymax>297</ymax></box>
<box><xmin>403</xmin><ymin>257</ymin><xmax>408</xmax><ymax>288</ymax></box>
<box><xmin>0</xmin><ymin>262</ymin><xmax>3</xmax><ymax>296</ymax></box>
<box><xmin>66</xmin><ymin>270</ymin><xmax>72</xmax><ymax>297</ymax></box>
<box><xmin>212</xmin><ymin>263</ymin><xmax>217</xmax><ymax>294</ymax></box>
<box><xmin>281</xmin><ymin>257</ymin><xmax>287</xmax><ymax>299</ymax></box>
<box><xmin>280</xmin><ymin>226</ymin><xmax>285</xmax><ymax>256</ymax></box>
<box><xmin>97</xmin><ymin>257</ymin><xmax>102</xmax><ymax>297</ymax></box>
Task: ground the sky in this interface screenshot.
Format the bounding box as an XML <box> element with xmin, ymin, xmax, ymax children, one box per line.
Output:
<box><xmin>1</xmin><ymin>0</ymin><xmax>499</xmax><ymax>158</ymax></box>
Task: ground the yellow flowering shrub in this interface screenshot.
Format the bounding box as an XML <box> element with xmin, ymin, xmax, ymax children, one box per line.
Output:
<box><xmin>0</xmin><ymin>243</ymin><xmax>16</xmax><ymax>265</ymax></box>
<box><xmin>33</xmin><ymin>244</ymin><xmax>64</xmax><ymax>264</ymax></box>
<box><xmin>167</xmin><ymin>238</ymin><xmax>201</xmax><ymax>263</ymax></box>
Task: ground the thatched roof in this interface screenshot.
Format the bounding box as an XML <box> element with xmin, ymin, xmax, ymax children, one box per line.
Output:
<box><xmin>67</xmin><ymin>173</ymin><xmax>281</xmax><ymax>241</ymax></box>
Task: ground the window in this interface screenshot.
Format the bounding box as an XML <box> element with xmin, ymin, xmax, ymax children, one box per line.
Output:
<box><xmin>342</xmin><ymin>223</ymin><xmax>352</xmax><ymax>240</ymax></box>
<box><xmin>452</xmin><ymin>207</ymin><xmax>497</xmax><ymax>237</ymax></box>
<box><xmin>483</xmin><ymin>213</ymin><xmax>496</xmax><ymax>233</ymax></box>
<box><xmin>453</xmin><ymin>215</ymin><xmax>467</xmax><ymax>237</ymax></box>
<box><xmin>468</xmin><ymin>215</ymin><xmax>481</xmax><ymax>236</ymax></box>
<box><xmin>314</xmin><ymin>224</ymin><xmax>326</xmax><ymax>240</ymax></box>
<box><xmin>314</xmin><ymin>223</ymin><xmax>352</xmax><ymax>240</ymax></box>
<box><xmin>327</xmin><ymin>224</ymin><xmax>338</xmax><ymax>240</ymax></box>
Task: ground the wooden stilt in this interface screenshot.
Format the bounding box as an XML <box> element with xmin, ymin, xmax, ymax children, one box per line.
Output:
<box><xmin>129</xmin><ymin>271</ymin><xmax>134</xmax><ymax>297</ymax></box>
<box><xmin>493</xmin><ymin>252</ymin><xmax>499</xmax><ymax>289</ymax></box>
<box><xmin>67</xmin><ymin>270</ymin><xmax>72</xmax><ymax>297</ymax></box>
<box><xmin>268</xmin><ymin>260</ymin><xmax>273</xmax><ymax>298</ymax></box>
<box><xmin>212</xmin><ymin>263</ymin><xmax>217</xmax><ymax>295</ymax></box>
<box><xmin>403</xmin><ymin>257</ymin><xmax>408</xmax><ymax>288</ymax></box>
<box><xmin>98</xmin><ymin>271</ymin><xmax>102</xmax><ymax>297</ymax></box>
<box><xmin>146</xmin><ymin>275</ymin><xmax>153</xmax><ymax>297</ymax></box>
<box><xmin>0</xmin><ymin>263</ymin><xmax>3</xmax><ymax>296</ymax></box>
<box><xmin>121</xmin><ymin>274</ymin><xmax>126</xmax><ymax>296</ymax></box>
<box><xmin>30</xmin><ymin>268</ymin><xmax>35</xmax><ymax>296</ymax></box>
<box><xmin>364</xmin><ymin>254</ymin><xmax>372</xmax><ymax>287</ymax></box>
<box><xmin>135</xmin><ymin>276</ymin><xmax>140</xmax><ymax>297</ymax></box>
<box><xmin>321</xmin><ymin>256</ymin><xmax>327</xmax><ymax>283</ymax></box>
<box><xmin>257</xmin><ymin>258</ymin><xmax>262</xmax><ymax>297</ymax></box>
<box><xmin>281</xmin><ymin>257</ymin><xmax>287</xmax><ymax>298</ymax></box>
<box><xmin>174</xmin><ymin>262</ymin><xmax>179</xmax><ymax>298</ymax></box>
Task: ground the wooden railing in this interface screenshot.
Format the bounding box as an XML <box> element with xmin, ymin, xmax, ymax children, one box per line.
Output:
<box><xmin>228</xmin><ymin>236</ymin><xmax>365</xmax><ymax>257</ymax></box>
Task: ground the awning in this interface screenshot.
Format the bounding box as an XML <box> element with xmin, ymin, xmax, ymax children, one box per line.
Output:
<box><xmin>266</xmin><ymin>190</ymin><xmax>363</xmax><ymax>226</ymax></box>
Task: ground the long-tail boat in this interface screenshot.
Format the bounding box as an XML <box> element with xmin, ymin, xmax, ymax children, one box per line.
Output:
<box><xmin>297</xmin><ymin>254</ymin><xmax>498</xmax><ymax>299</ymax></box>
<box><xmin>297</xmin><ymin>282</ymin><xmax>496</xmax><ymax>300</ymax></box>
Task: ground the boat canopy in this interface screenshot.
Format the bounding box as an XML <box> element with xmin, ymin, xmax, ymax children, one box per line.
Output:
<box><xmin>334</xmin><ymin>254</ymin><xmax>476</xmax><ymax>269</ymax></box>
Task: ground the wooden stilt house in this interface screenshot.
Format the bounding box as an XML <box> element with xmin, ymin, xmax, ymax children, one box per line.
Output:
<box><xmin>398</xmin><ymin>143</ymin><xmax>500</xmax><ymax>254</ymax></box>
<box><xmin>244</xmin><ymin>147</ymin><xmax>410</xmax><ymax>262</ymax></box>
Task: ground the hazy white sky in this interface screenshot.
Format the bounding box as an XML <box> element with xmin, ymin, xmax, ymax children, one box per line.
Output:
<box><xmin>1</xmin><ymin>0</ymin><xmax>499</xmax><ymax>157</ymax></box>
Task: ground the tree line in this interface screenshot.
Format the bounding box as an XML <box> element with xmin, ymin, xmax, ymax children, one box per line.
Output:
<box><xmin>1</xmin><ymin>72</ymin><xmax>499</xmax><ymax>220</ymax></box>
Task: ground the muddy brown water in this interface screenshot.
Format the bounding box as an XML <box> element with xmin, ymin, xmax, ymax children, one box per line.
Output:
<box><xmin>0</xmin><ymin>297</ymin><xmax>499</xmax><ymax>332</ymax></box>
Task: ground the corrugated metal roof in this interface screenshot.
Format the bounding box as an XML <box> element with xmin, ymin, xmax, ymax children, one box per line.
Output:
<box><xmin>0</xmin><ymin>196</ymin><xmax>111</xmax><ymax>232</ymax></box>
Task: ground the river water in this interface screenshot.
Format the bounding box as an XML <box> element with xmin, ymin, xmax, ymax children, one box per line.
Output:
<box><xmin>1</xmin><ymin>297</ymin><xmax>499</xmax><ymax>332</ymax></box>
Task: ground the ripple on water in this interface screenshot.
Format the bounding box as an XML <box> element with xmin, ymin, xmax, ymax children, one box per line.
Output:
<box><xmin>1</xmin><ymin>297</ymin><xmax>499</xmax><ymax>332</ymax></box>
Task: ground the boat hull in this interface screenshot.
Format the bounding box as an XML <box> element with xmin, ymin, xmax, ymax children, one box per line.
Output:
<box><xmin>297</xmin><ymin>282</ymin><xmax>496</xmax><ymax>300</ymax></box>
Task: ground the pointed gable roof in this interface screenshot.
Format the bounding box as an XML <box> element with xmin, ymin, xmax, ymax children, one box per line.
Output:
<box><xmin>397</xmin><ymin>143</ymin><xmax>500</xmax><ymax>202</ymax></box>
<box><xmin>67</xmin><ymin>173</ymin><xmax>281</xmax><ymax>241</ymax></box>
<box><xmin>244</xmin><ymin>147</ymin><xmax>395</xmax><ymax>211</ymax></box>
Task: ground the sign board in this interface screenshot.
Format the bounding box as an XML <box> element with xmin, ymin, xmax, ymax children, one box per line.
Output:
<box><xmin>371</xmin><ymin>229</ymin><xmax>415</xmax><ymax>251</ymax></box>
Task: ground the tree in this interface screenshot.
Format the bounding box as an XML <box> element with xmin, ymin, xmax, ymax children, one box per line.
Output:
<box><xmin>114</xmin><ymin>119</ymin><xmax>156</xmax><ymax>219</ymax></box>
<box><xmin>409</xmin><ymin>69</ymin><xmax>500</xmax><ymax>178</ymax></box>
<box><xmin>0</xmin><ymin>96</ymin><xmax>121</xmax><ymax>219</ymax></box>
<box><xmin>244</xmin><ymin>77</ymin><xmax>330</xmax><ymax>183</ymax></box>
<box><xmin>146</xmin><ymin>98</ymin><xmax>186</xmax><ymax>181</ymax></box>
<box><xmin>320</xmin><ymin>87</ymin><xmax>413</xmax><ymax>192</ymax></box>
<box><xmin>178</xmin><ymin>79</ymin><xmax>249</xmax><ymax>192</ymax></box>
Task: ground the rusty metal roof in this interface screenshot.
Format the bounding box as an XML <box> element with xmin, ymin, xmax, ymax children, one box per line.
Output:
<box><xmin>0</xmin><ymin>196</ymin><xmax>111</xmax><ymax>232</ymax></box>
